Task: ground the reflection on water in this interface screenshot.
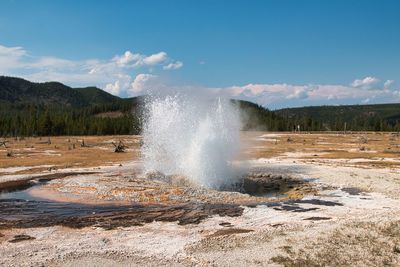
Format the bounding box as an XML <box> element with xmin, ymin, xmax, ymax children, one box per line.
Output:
<box><xmin>0</xmin><ymin>181</ymin><xmax>49</xmax><ymax>201</ymax></box>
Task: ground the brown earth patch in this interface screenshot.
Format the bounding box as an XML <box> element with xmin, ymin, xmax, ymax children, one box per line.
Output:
<box><xmin>208</xmin><ymin>228</ymin><xmax>254</xmax><ymax>238</ymax></box>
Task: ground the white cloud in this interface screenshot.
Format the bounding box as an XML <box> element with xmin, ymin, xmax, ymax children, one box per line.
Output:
<box><xmin>163</xmin><ymin>61</ymin><xmax>183</xmax><ymax>70</ymax></box>
<box><xmin>384</xmin><ymin>80</ymin><xmax>395</xmax><ymax>90</ymax></box>
<box><xmin>0</xmin><ymin>44</ymin><xmax>26</xmax><ymax>57</ymax></box>
<box><xmin>143</xmin><ymin>52</ymin><xmax>168</xmax><ymax>65</ymax></box>
<box><xmin>220</xmin><ymin>79</ymin><xmax>400</xmax><ymax>109</ymax></box>
<box><xmin>287</xmin><ymin>88</ymin><xmax>309</xmax><ymax>99</ymax></box>
<box><xmin>130</xmin><ymin>73</ymin><xmax>157</xmax><ymax>95</ymax></box>
<box><xmin>113</xmin><ymin>51</ymin><xmax>168</xmax><ymax>68</ymax></box>
<box><xmin>1</xmin><ymin>43</ymin><xmax>398</xmax><ymax>108</ymax></box>
<box><xmin>327</xmin><ymin>94</ymin><xmax>336</xmax><ymax>100</ymax></box>
<box><xmin>227</xmin><ymin>84</ymin><xmax>310</xmax><ymax>103</ymax></box>
<box><xmin>0</xmin><ymin>44</ymin><xmax>28</xmax><ymax>71</ymax></box>
<box><xmin>230</xmin><ymin>84</ymin><xmax>284</xmax><ymax>96</ymax></box>
<box><xmin>0</xmin><ymin>43</ymin><xmax>182</xmax><ymax>96</ymax></box>
<box><xmin>105</xmin><ymin>80</ymin><xmax>121</xmax><ymax>95</ymax></box>
<box><xmin>113</xmin><ymin>51</ymin><xmax>142</xmax><ymax>67</ymax></box>
<box><xmin>351</xmin><ymin>76</ymin><xmax>379</xmax><ymax>89</ymax></box>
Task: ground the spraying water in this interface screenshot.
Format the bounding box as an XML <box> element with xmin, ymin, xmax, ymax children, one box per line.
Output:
<box><xmin>142</xmin><ymin>94</ymin><xmax>241</xmax><ymax>188</ymax></box>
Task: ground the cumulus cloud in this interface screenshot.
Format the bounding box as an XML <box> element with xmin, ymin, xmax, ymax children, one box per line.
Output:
<box><xmin>227</xmin><ymin>83</ymin><xmax>312</xmax><ymax>104</ymax></box>
<box><xmin>105</xmin><ymin>80</ymin><xmax>121</xmax><ymax>95</ymax></box>
<box><xmin>113</xmin><ymin>51</ymin><xmax>142</xmax><ymax>67</ymax></box>
<box><xmin>1</xmin><ymin>43</ymin><xmax>399</xmax><ymax>108</ymax></box>
<box><xmin>130</xmin><ymin>73</ymin><xmax>158</xmax><ymax>95</ymax></box>
<box><xmin>163</xmin><ymin>61</ymin><xmax>183</xmax><ymax>70</ymax></box>
<box><xmin>384</xmin><ymin>80</ymin><xmax>394</xmax><ymax>90</ymax></box>
<box><xmin>230</xmin><ymin>83</ymin><xmax>295</xmax><ymax>96</ymax></box>
<box><xmin>220</xmin><ymin>79</ymin><xmax>399</xmax><ymax>109</ymax></box>
<box><xmin>113</xmin><ymin>51</ymin><xmax>168</xmax><ymax>68</ymax></box>
<box><xmin>0</xmin><ymin>43</ymin><xmax>182</xmax><ymax>96</ymax></box>
<box><xmin>143</xmin><ymin>52</ymin><xmax>168</xmax><ymax>65</ymax></box>
<box><xmin>287</xmin><ymin>88</ymin><xmax>309</xmax><ymax>99</ymax></box>
<box><xmin>351</xmin><ymin>76</ymin><xmax>379</xmax><ymax>89</ymax></box>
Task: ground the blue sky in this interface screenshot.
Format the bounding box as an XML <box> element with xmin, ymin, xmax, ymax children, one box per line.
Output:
<box><xmin>0</xmin><ymin>0</ymin><xmax>399</xmax><ymax>108</ymax></box>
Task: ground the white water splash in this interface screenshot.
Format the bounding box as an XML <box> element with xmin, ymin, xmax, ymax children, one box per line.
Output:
<box><xmin>142</xmin><ymin>94</ymin><xmax>241</xmax><ymax>188</ymax></box>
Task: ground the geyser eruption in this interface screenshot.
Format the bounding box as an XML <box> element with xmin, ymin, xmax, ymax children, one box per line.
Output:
<box><xmin>142</xmin><ymin>94</ymin><xmax>241</xmax><ymax>188</ymax></box>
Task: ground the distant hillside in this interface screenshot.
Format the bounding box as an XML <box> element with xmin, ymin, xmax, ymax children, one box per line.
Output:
<box><xmin>0</xmin><ymin>76</ymin><xmax>142</xmax><ymax>136</ymax></box>
<box><xmin>232</xmin><ymin>100</ymin><xmax>288</xmax><ymax>131</ymax></box>
<box><xmin>0</xmin><ymin>76</ymin><xmax>399</xmax><ymax>136</ymax></box>
<box><xmin>276</xmin><ymin>104</ymin><xmax>400</xmax><ymax>131</ymax></box>
<box><xmin>0</xmin><ymin>76</ymin><xmax>129</xmax><ymax>107</ymax></box>
<box><xmin>0</xmin><ymin>76</ymin><xmax>285</xmax><ymax>136</ymax></box>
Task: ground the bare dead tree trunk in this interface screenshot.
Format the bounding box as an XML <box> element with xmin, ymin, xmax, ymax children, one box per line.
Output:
<box><xmin>112</xmin><ymin>140</ymin><xmax>126</xmax><ymax>153</ymax></box>
<box><xmin>0</xmin><ymin>140</ymin><xmax>8</xmax><ymax>148</ymax></box>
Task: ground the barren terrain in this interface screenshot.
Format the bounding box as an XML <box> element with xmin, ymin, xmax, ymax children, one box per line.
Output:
<box><xmin>1</xmin><ymin>132</ymin><xmax>400</xmax><ymax>266</ymax></box>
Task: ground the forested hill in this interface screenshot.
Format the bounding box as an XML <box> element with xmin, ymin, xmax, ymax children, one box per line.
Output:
<box><xmin>276</xmin><ymin>104</ymin><xmax>400</xmax><ymax>131</ymax></box>
<box><xmin>0</xmin><ymin>76</ymin><xmax>143</xmax><ymax>136</ymax></box>
<box><xmin>0</xmin><ymin>76</ymin><xmax>400</xmax><ymax>136</ymax></box>
<box><xmin>0</xmin><ymin>76</ymin><xmax>285</xmax><ymax>136</ymax></box>
<box><xmin>0</xmin><ymin>76</ymin><xmax>135</xmax><ymax>107</ymax></box>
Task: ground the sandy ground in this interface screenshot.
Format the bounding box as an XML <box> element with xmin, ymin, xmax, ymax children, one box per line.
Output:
<box><xmin>1</xmin><ymin>132</ymin><xmax>400</xmax><ymax>266</ymax></box>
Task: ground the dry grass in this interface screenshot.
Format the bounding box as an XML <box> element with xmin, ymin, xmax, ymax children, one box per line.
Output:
<box><xmin>271</xmin><ymin>220</ymin><xmax>400</xmax><ymax>266</ymax></box>
<box><xmin>245</xmin><ymin>131</ymin><xmax>400</xmax><ymax>169</ymax></box>
<box><xmin>0</xmin><ymin>135</ymin><xmax>141</xmax><ymax>173</ymax></box>
<box><xmin>2</xmin><ymin>131</ymin><xmax>399</xmax><ymax>174</ymax></box>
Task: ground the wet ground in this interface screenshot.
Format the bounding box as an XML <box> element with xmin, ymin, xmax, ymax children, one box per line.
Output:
<box><xmin>0</xmin><ymin>199</ymin><xmax>244</xmax><ymax>229</ymax></box>
<box><xmin>0</xmin><ymin>172</ymin><xmax>99</xmax><ymax>201</ymax></box>
<box><xmin>0</xmin><ymin>167</ymin><xmax>319</xmax><ymax>231</ymax></box>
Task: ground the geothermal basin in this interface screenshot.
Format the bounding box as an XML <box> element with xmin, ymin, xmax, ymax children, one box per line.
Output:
<box><xmin>1</xmin><ymin>131</ymin><xmax>400</xmax><ymax>266</ymax></box>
